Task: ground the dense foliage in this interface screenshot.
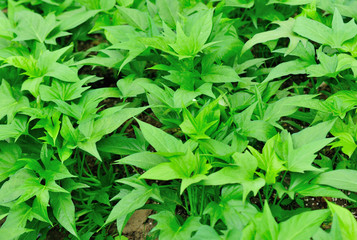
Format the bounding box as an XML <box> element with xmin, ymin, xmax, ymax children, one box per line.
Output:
<box><xmin>1</xmin><ymin>0</ymin><xmax>357</xmax><ymax>239</ymax></box>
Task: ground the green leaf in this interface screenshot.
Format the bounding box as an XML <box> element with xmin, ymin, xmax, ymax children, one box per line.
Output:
<box><xmin>105</xmin><ymin>176</ymin><xmax>162</xmax><ymax>234</ymax></box>
<box><xmin>39</xmin><ymin>79</ymin><xmax>89</xmax><ymax>102</ymax></box>
<box><xmin>181</xmin><ymin>174</ymin><xmax>207</xmax><ymax>193</ymax></box>
<box><xmin>244</xmin><ymin>120</ymin><xmax>277</xmax><ymax>142</ymax></box>
<box><xmin>337</xmin><ymin>53</ymin><xmax>357</xmax><ymax>78</ymax></box>
<box><xmin>50</xmin><ymin>192</ymin><xmax>79</xmax><ymax>239</ymax></box>
<box><xmin>242</xmin><ymin>18</ymin><xmax>307</xmax><ymax>55</ymax></box>
<box><xmin>0</xmin><ymin>203</ymin><xmax>32</xmax><ymax>239</ymax></box>
<box><xmin>13</xmin><ymin>11</ymin><xmax>66</xmax><ymax>43</ymax></box>
<box><xmin>140</xmin><ymin>162</ymin><xmax>181</xmax><ymax>181</ymax></box>
<box><xmin>317</xmin><ymin>0</ymin><xmax>357</xmax><ymax>20</ymax></box>
<box><xmin>0</xmin><ymin>115</ymin><xmax>27</xmax><ymax>141</ymax></box>
<box><xmin>0</xmin><ymin>143</ymin><xmax>21</xmax><ymax>182</ymax></box>
<box><xmin>201</xmin><ymin>65</ymin><xmax>240</xmax><ymax>83</ymax></box>
<box><xmin>313</xmin><ymin>214</ymin><xmax>343</xmax><ymax>240</ymax></box>
<box><xmin>150</xmin><ymin>211</ymin><xmax>201</xmax><ymax>240</ymax></box>
<box><xmin>0</xmin><ymin>168</ymin><xmax>43</xmax><ymax>205</ymax></box>
<box><xmin>204</xmin><ymin>186</ymin><xmax>258</xmax><ymax>228</ymax></box>
<box><xmin>78</xmin><ymin>140</ymin><xmax>102</xmax><ymax>161</ymax></box>
<box><xmin>109</xmin><ymin>40</ymin><xmax>146</xmax><ymax>72</ymax></box>
<box><xmin>293</xmin><ymin>8</ymin><xmax>357</xmax><ymax>48</ymax></box>
<box><xmin>248</xmin><ymin>135</ymin><xmax>286</xmax><ymax>184</ymax></box>
<box><xmin>204</xmin><ymin>152</ymin><xmax>265</xmax><ymax>202</ymax></box>
<box><xmin>22</xmin><ymin>77</ymin><xmax>44</xmax><ymax>97</ymax></box>
<box><xmin>276</xmin><ymin>121</ymin><xmax>334</xmax><ymax>173</ymax></box>
<box><xmin>0</xmin><ymin>169</ymin><xmax>25</xmax><ymax>204</ymax></box>
<box><xmin>330</xmin><ymin>132</ymin><xmax>356</xmax><ymax>157</ymax></box>
<box><xmin>0</xmin><ymin>11</ymin><xmax>13</xmax><ymax>39</ymax></box>
<box><xmin>184</xmin><ymin>9</ymin><xmax>214</xmax><ymax>53</ymax></box>
<box><xmin>91</xmin><ymin>107</ymin><xmax>147</xmax><ymax>141</ymax></box>
<box><xmin>285</xmin><ymin>173</ymin><xmax>352</xmax><ymax>201</ymax></box>
<box><xmin>0</xmin><ymin>80</ymin><xmax>29</xmax><ymax>122</ymax></box>
<box><xmin>327</xmin><ymin>201</ymin><xmax>357</xmax><ymax>240</ymax></box>
<box><xmin>278</xmin><ymin>209</ymin><xmax>330</xmax><ymax>240</ymax></box>
<box><xmin>169</xmin><ymin>10</ymin><xmax>213</xmax><ymax>58</ymax></box>
<box><xmin>172</xmin><ymin>89</ymin><xmax>200</xmax><ymax>108</ymax></box>
<box><xmin>40</xmin><ymin>145</ymin><xmax>75</xmax><ymax>181</ymax></box>
<box><xmin>292</xmin><ymin>120</ymin><xmax>335</xmax><ymax>148</ymax></box>
<box><xmin>293</xmin><ymin>17</ymin><xmax>331</xmax><ymax>46</ymax></box>
<box><xmin>137</xmin><ymin>119</ymin><xmax>185</xmax><ymax>153</ymax></box>
<box><xmin>116</xmin><ymin>152</ymin><xmax>168</xmax><ymax>170</ymax></box>
<box><xmin>235</xmin><ymin>103</ymin><xmax>278</xmax><ymax>142</ymax></box>
<box><xmin>226</xmin><ymin>0</ymin><xmax>255</xmax><ymax>8</ymax></box>
<box><xmin>76</xmin><ymin>49</ymin><xmax>125</xmax><ymax>68</ymax></box>
<box><xmin>314</xmin><ymin>169</ymin><xmax>357</xmax><ymax>193</ymax></box>
<box><xmin>32</xmin><ymin>189</ymin><xmax>51</xmax><ymax>224</ymax></box>
<box><xmin>33</xmin><ymin>109</ymin><xmax>61</xmax><ymax>143</ymax></box>
<box><xmin>267</xmin><ymin>0</ymin><xmax>312</xmax><ymax>5</ymax></box>
<box><xmin>306</xmin><ymin>49</ymin><xmax>348</xmax><ymax>78</ymax></box>
<box><xmin>191</xmin><ymin>225</ymin><xmax>221</xmax><ymax>240</ymax></box>
<box><xmin>329</xmin><ymin>7</ymin><xmax>357</xmax><ymax>47</ymax></box>
<box><xmin>75</xmin><ymin>0</ymin><xmax>99</xmax><ymax>9</ymax></box>
<box><xmin>6</xmin><ymin>55</ymin><xmax>42</xmax><ymax>78</ymax></box>
<box><xmin>58</xmin><ymin>7</ymin><xmax>99</xmax><ymax>30</ymax></box>
<box><xmin>156</xmin><ymin>0</ymin><xmax>179</xmax><ymax>28</ymax></box>
<box><xmin>60</xmin><ymin>115</ymin><xmax>78</xmax><ymax>147</ymax></box>
<box><xmin>141</xmin><ymin>151</ymin><xmax>210</xmax><ymax>194</ymax></box>
<box><xmin>253</xmin><ymin>202</ymin><xmax>278</xmax><ymax>239</ymax></box>
<box><xmin>98</xmin><ymin>135</ymin><xmax>146</xmax><ymax>155</ymax></box>
<box><xmin>45</xmin><ymin>63</ymin><xmax>80</xmax><ymax>83</ymax></box>
<box><xmin>139</xmin><ymin>36</ymin><xmax>175</xmax><ymax>55</ymax></box>
<box><xmin>323</xmin><ymin>91</ymin><xmax>357</xmax><ymax>118</ymax></box>
<box><xmin>100</xmin><ymin>0</ymin><xmax>116</xmax><ymax>11</ymax></box>
<box><xmin>103</xmin><ymin>25</ymin><xmax>140</xmax><ymax>44</ymax></box>
<box><xmin>117</xmin><ymin>0</ymin><xmax>133</xmax><ymax>7</ymax></box>
<box><xmin>225</xmin><ymin>200</ymin><xmax>258</xmax><ymax>229</ymax></box>
<box><xmin>117</xmin><ymin>76</ymin><xmax>149</xmax><ymax>98</ymax></box>
<box><xmin>199</xmin><ymin>139</ymin><xmax>236</xmax><ymax>159</ymax></box>
<box><xmin>263</xmin><ymin>59</ymin><xmax>308</xmax><ymax>83</ymax></box>
<box><xmin>116</xmin><ymin>6</ymin><xmax>149</xmax><ymax>31</ymax></box>
<box><xmin>342</xmin><ymin>35</ymin><xmax>357</xmax><ymax>57</ymax></box>
<box><xmin>241</xmin><ymin>178</ymin><xmax>266</xmax><ymax>203</ymax></box>
<box><xmin>55</xmin><ymin>87</ymin><xmax>122</xmax><ymax>121</ymax></box>
<box><xmin>180</xmin><ymin>98</ymin><xmax>220</xmax><ymax>140</ymax></box>
<box><xmin>203</xmin><ymin>152</ymin><xmax>257</xmax><ymax>185</ymax></box>
<box><xmin>75</xmin><ymin>107</ymin><xmax>146</xmax><ymax>160</ymax></box>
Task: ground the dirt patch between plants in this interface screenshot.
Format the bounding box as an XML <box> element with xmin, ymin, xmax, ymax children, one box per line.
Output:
<box><xmin>123</xmin><ymin>209</ymin><xmax>155</xmax><ymax>240</ymax></box>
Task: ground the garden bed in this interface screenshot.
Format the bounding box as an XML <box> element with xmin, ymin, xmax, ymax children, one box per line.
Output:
<box><xmin>1</xmin><ymin>0</ymin><xmax>357</xmax><ymax>239</ymax></box>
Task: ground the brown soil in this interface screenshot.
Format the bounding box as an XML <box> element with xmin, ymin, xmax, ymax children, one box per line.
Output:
<box><xmin>122</xmin><ymin>209</ymin><xmax>156</xmax><ymax>240</ymax></box>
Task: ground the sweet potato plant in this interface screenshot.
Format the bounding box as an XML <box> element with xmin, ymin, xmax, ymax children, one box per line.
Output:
<box><xmin>1</xmin><ymin>0</ymin><xmax>357</xmax><ymax>239</ymax></box>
